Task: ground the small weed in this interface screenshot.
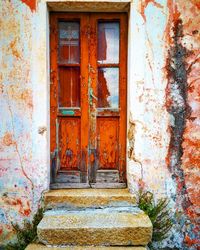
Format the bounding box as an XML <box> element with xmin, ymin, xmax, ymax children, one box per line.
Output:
<box><xmin>138</xmin><ymin>190</ymin><xmax>173</xmax><ymax>245</ymax></box>
<box><xmin>5</xmin><ymin>207</ymin><xmax>43</xmax><ymax>250</ymax></box>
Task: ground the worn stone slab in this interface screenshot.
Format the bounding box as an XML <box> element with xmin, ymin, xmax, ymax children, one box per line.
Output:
<box><xmin>44</xmin><ymin>189</ymin><xmax>136</xmax><ymax>209</ymax></box>
<box><xmin>26</xmin><ymin>243</ymin><xmax>147</xmax><ymax>250</ymax></box>
<box><xmin>37</xmin><ymin>207</ymin><xmax>152</xmax><ymax>246</ymax></box>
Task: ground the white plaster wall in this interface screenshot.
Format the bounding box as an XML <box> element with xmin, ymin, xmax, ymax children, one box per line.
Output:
<box><xmin>127</xmin><ymin>0</ymin><xmax>175</xmax><ymax>199</ymax></box>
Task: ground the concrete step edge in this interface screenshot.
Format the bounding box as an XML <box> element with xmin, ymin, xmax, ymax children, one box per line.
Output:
<box><xmin>26</xmin><ymin>243</ymin><xmax>148</xmax><ymax>250</ymax></box>
<box><xmin>44</xmin><ymin>189</ymin><xmax>137</xmax><ymax>209</ymax></box>
<box><xmin>37</xmin><ymin>207</ymin><xmax>152</xmax><ymax>246</ymax></box>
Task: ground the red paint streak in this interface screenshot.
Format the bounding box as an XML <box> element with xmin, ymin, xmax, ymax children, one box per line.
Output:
<box><xmin>3</xmin><ymin>197</ymin><xmax>31</xmax><ymax>217</ymax></box>
<box><xmin>190</xmin><ymin>0</ymin><xmax>200</xmax><ymax>9</ymax></box>
<box><xmin>182</xmin><ymin>138</ymin><xmax>200</xmax><ymax>166</ymax></box>
<box><xmin>140</xmin><ymin>0</ymin><xmax>163</xmax><ymax>21</ymax></box>
<box><xmin>21</xmin><ymin>0</ymin><xmax>36</xmax><ymax>12</ymax></box>
<box><xmin>185</xmin><ymin>235</ymin><xmax>200</xmax><ymax>247</ymax></box>
<box><xmin>164</xmin><ymin>1</ymin><xmax>181</xmax><ymax>45</ymax></box>
<box><xmin>0</xmin><ymin>227</ymin><xmax>3</xmax><ymax>235</ymax></box>
<box><xmin>21</xmin><ymin>201</ymin><xmax>31</xmax><ymax>216</ymax></box>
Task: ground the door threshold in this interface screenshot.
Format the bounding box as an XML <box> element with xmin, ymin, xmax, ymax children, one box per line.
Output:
<box><xmin>50</xmin><ymin>183</ymin><xmax>126</xmax><ymax>189</ymax></box>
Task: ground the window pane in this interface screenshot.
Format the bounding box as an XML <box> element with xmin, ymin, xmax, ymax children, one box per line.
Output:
<box><xmin>59</xmin><ymin>67</ymin><xmax>80</xmax><ymax>107</ymax></box>
<box><xmin>98</xmin><ymin>22</ymin><xmax>119</xmax><ymax>64</ymax></box>
<box><xmin>98</xmin><ymin>68</ymin><xmax>119</xmax><ymax>108</ymax></box>
<box><xmin>59</xmin><ymin>22</ymin><xmax>80</xmax><ymax>64</ymax></box>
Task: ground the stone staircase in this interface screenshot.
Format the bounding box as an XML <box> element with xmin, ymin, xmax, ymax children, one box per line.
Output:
<box><xmin>26</xmin><ymin>189</ymin><xmax>152</xmax><ymax>249</ymax></box>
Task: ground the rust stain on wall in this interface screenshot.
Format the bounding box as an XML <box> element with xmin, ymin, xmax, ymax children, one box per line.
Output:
<box><xmin>9</xmin><ymin>38</ymin><xmax>21</xmax><ymax>59</ymax></box>
<box><xmin>190</xmin><ymin>0</ymin><xmax>200</xmax><ymax>9</ymax></box>
<box><xmin>165</xmin><ymin>1</ymin><xmax>200</xmax><ymax>248</ymax></box>
<box><xmin>2</xmin><ymin>133</ymin><xmax>15</xmax><ymax>147</ymax></box>
<box><xmin>2</xmin><ymin>195</ymin><xmax>31</xmax><ymax>217</ymax></box>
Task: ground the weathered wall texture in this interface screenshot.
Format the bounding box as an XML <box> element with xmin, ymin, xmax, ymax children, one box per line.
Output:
<box><xmin>0</xmin><ymin>0</ymin><xmax>49</xmax><ymax>244</ymax></box>
<box><xmin>127</xmin><ymin>0</ymin><xmax>200</xmax><ymax>249</ymax></box>
<box><xmin>0</xmin><ymin>0</ymin><xmax>199</xmax><ymax>249</ymax></box>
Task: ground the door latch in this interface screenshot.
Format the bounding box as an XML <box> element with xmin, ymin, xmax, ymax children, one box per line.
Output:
<box><xmin>89</xmin><ymin>88</ymin><xmax>97</xmax><ymax>105</ymax></box>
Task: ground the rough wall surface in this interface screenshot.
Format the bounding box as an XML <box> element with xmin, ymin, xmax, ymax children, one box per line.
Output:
<box><xmin>127</xmin><ymin>0</ymin><xmax>200</xmax><ymax>249</ymax></box>
<box><xmin>0</xmin><ymin>0</ymin><xmax>49</xmax><ymax>244</ymax></box>
<box><xmin>0</xmin><ymin>0</ymin><xmax>199</xmax><ymax>249</ymax></box>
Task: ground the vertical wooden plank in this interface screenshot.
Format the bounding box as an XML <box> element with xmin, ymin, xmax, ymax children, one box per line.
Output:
<box><xmin>50</xmin><ymin>13</ymin><xmax>59</xmax><ymax>156</ymax></box>
<box><xmin>80</xmin><ymin>14</ymin><xmax>89</xmax><ymax>183</ymax></box>
<box><xmin>119</xmin><ymin>13</ymin><xmax>128</xmax><ymax>182</ymax></box>
<box><xmin>88</xmin><ymin>14</ymin><xmax>98</xmax><ymax>183</ymax></box>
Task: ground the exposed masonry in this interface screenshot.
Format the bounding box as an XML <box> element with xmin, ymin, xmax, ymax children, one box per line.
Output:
<box><xmin>128</xmin><ymin>118</ymin><xmax>143</xmax><ymax>178</ymax></box>
<box><xmin>165</xmin><ymin>18</ymin><xmax>193</xmax><ymax>246</ymax></box>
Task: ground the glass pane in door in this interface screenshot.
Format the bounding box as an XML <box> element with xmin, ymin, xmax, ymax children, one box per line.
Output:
<box><xmin>59</xmin><ymin>22</ymin><xmax>80</xmax><ymax>64</ymax></box>
<box><xmin>98</xmin><ymin>67</ymin><xmax>119</xmax><ymax>108</ymax></box>
<box><xmin>98</xmin><ymin>22</ymin><xmax>119</xmax><ymax>64</ymax></box>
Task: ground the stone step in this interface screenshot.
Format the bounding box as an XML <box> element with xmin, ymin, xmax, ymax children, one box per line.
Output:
<box><xmin>44</xmin><ymin>189</ymin><xmax>136</xmax><ymax>209</ymax></box>
<box><xmin>26</xmin><ymin>243</ymin><xmax>147</xmax><ymax>249</ymax></box>
<box><xmin>37</xmin><ymin>207</ymin><xmax>152</xmax><ymax>246</ymax></box>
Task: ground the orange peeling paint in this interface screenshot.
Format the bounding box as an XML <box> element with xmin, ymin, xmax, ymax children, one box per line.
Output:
<box><xmin>3</xmin><ymin>197</ymin><xmax>31</xmax><ymax>217</ymax></box>
<box><xmin>21</xmin><ymin>0</ymin><xmax>36</xmax><ymax>12</ymax></box>
<box><xmin>140</xmin><ymin>0</ymin><xmax>163</xmax><ymax>21</ymax></box>
<box><xmin>2</xmin><ymin>133</ymin><xmax>15</xmax><ymax>147</ymax></box>
<box><xmin>190</xmin><ymin>0</ymin><xmax>200</xmax><ymax>9</ymax></box>
<box><xmin>185</xmin><ymin>235</ymin><xmax>200</xmax><ymax>247</ymax></box>
<box><xmin>164</xmin><ymin>1</ymin><xmax>181</xmax><ymax>45</ymax></box>
<box><xmin>0</xmin><ymin>83</ymin><xmax>4</xmax><ymax>94</ymax></box>
<box><xmin>9</xmin><ymin>39</ymin><xmax>21</xmax><ymax>59</ymax></box>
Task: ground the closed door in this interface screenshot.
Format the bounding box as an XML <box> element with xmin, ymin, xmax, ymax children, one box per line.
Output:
<box><xmin>50</xmin><ymin>13</ymin><xmax>127</xmax><ymax>188</ymax></box>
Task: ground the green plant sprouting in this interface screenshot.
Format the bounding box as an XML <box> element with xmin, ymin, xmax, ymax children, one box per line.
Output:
<box><xmin>138</xmin><ymin>190</ymin><xmax>173</xmax><ymax>245</ymax></box>
<box><xmin>5</xmin><ymin>207</ymin><xmax>43</xmax><ymax>250</ymax></box>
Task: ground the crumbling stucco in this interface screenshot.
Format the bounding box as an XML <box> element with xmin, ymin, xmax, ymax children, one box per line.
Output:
<box><xmin>0</xmin><ymin>0</ymin><xmax>199</xmax><ymax>249</ymax></box>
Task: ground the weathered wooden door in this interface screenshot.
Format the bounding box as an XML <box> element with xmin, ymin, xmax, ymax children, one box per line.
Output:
<box><xmin>50</xmin><ymin>13</ymin><xmax>127</xmax><ymax>188</ymax></box>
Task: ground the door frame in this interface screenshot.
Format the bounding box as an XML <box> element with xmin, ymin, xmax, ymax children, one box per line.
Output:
<box><xmin>47</xmin><ymin>2</ymin><xmax>131</xmax><ymax>189</ymax></box>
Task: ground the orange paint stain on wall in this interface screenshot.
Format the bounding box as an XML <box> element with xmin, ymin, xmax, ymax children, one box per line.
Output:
<box><xmin>3</xmin><ymin>197</ymin><xmax>31</xmax><ymax>217</ymax></box>
<box><xmin>164</xmin><ymin>1</ymin><xmax>181</xmax><ymax>45</ymax></box>
<box><xmin>7</xmin><ymin>86</ymin><xmax>33</xmax><ymax>110</ymax></box>
<box><xmin>0</xmin><ymin>83</ymin><xmax>4</xmax><ymax>94</ymax></box>
<box><xmin>185</xmin><ymin>235</ymin><xmax>200</xmax><ymax>248</ymax></box>
<box><xmin>21</xmin><ymin>0</ymin><xmax>36</xmax><ymax>12</ymax></box>
<box><xmin>9</xmin><ymin>39</ymin><xmax>21</xmax><ymax>59</ymax></box>
<box><xmin>190</xmin><ymin>0</ymin><xmax>200</xmax><ymax>9</ymax></box>
<box><xmin>2</xmin><ymin>133</ymin><xmax>15</xmax><ymax>147</ymax></box>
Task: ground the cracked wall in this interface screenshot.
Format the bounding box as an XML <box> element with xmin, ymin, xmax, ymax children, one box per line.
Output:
<box><xmin>127</xmin><ymin>0</ymin><xmax>200</xmax><ymax>249</ymax></box>
<box><xmin>0</xmin><ymin>0</ymin><xmax>199</xmax><ymax>249</ymax></box>
<box><xmin>0</xmin><ymin>0</ymin><xmax>49</xmax><ymax>244</ymax></box>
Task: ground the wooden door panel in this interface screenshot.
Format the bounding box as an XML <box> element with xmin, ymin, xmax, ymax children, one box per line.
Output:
<box><xmin>59</xmin><ymin>117</ymin><xmax>81</xmax><ymax>170</ymax></box>
<box><xmin>58</xmin><ymin>67</ymin><xmax>80</xmax><ymax>107</ymax></box>
<box><xmin>97</xmin><ymin>118</ymin><xmax>119</xmax><ymax>169</ymax></box>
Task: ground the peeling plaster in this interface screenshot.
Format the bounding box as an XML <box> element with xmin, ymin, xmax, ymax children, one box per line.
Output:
<box><xmin>0</xmin><ymin>0</ymin><xmax>199</xmax><ymax>249</ymax></box>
